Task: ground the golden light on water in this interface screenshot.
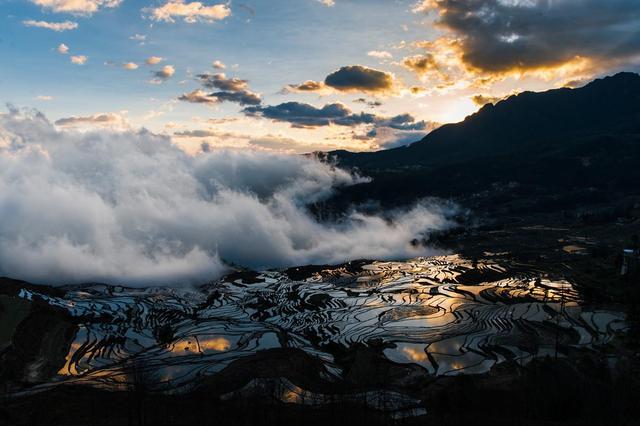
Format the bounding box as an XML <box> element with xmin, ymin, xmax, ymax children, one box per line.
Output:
<box><xmin>58</xmin><ymin>341</ymin><xmax>83</xmax><ymax>376</ymax></box>
<box><xmin>198</xmin><ymin>336</ymin><xmax>232</xmax><ymax>352</ymax></box>
<box><xmin>402</xmin><ymin>346</ymin><xmax>428</xmax><ymax>362</ymax></box>
<box><xmin>170</xmin><ymin>336</ymin><xmax>231</xmax><ymax>354</ymax></box>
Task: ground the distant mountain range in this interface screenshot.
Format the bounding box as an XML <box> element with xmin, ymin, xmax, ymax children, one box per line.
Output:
<box><xmin>328</xmin><ymin>72</ymin><xmax>640</xmax><ymax>216</ymax></box>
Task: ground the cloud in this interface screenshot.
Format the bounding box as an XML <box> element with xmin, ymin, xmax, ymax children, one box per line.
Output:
<box><xmin>325</xmin><ymin>65</ymin><xmax>396</xmax><ymax>93</ymax></box>
<box><xmin>364</xmin><ymin>123</ymin><xmax>440</xmax><ymax>149</ymax></box>
<box><xmin>30</xmin><ymin>0</ymin><xmax>122</xmax><ymax>15</ymax></box>
<box><xmin>70</xmin><ymin>55</ymin><xmax>88</xmax><ymax>65</ymax></box>
<box><xmin>0</xmin><ymin>108</ymin><xmax>455</xmax><ymax>285</ymax></box>
<box><xmin>206</xmin><ymin>117</ymin><xmax>238</xmax><ymax>125</ymax></box>
<box><xmin>380</xmin><ymin>113</ymin><xmax>433</xmax><ymax>131</ymax></box>
<box><xmin>151</xmin><ymin>65</ymin><xmax>176</xmax><ymax>82</ymax></box>
<box><xmin>212</xmin><ymin>60</ymin><xmax>226</xmax><ymax>69</ymax></box>
<box><xmin>286</xmin><ymin>65</ymin><xmax>398</xmax><ymax>95</ymax></box>
<box><xmin>130</xmin><ymin>34</ymin><xmax>146</xmax><ymax>42</ymax></box>
<box><xmin>399</xmin><ymin>38</ymin><xmax>468</xmax><ymax>89</ymax></box>
<box><xmin>123</xmin><ymin>62</ymin><xmax>139</xmax><ymax>70</ymax></box>
<box><xmin>403</xmin><ymin>54</ymin><xmax>438</xmax><ymax>75</ymax></box>
<box><xmin>563</xmin><ymin>78</ymin><xmax>590</xmax><ymax>89</ymax></box>
<box><xmin>244</xmin><ymin>101</ymin><xmax>431</xmax><ymax>131</ymax></box>
<box><xmin>173</xmin><ymin>129</ymin><xmax>220</xmax><ymax>138</ymax></box>
<box><xmin>35</xmin><ymin>95</ymin><xmax>54</xmax><ymax>101</ymax></box>
<box><xmin>471</xmin><ymin>93</ymin><xmax>509</xmax><ymax>107</ymax></box>
<box><xmin>54</xmin><ymin>112</ymin><xmax>129</xmax><ymax>129</ymax></box>
<box><xmin>57</xmin><ymin>43</ymin><xmax>69</xmax><ymax>54</ymax></box>
<box><xmin>244</xmin><ymin>102</ymin><xmax>359</xmax><ymax>128</ymax></box>
<box><xmin>146</xmin><ymin>56</ymin><xmax>164</xmax><ymax>65</ymax></box>
<box><xmin>206</xmin><ymin>91</ymin><xmax>261</xmax><ymax>106</ymax></box>
<box><xmin>412</xmin><ymin>0</ymin><xmax>438</xmax><ymax>13</ymax></box>
<box><xmin>145</xmin><ymin>0</ymin><xmax>232</xmax><ymax>24</ymax></box>
<box><xmin>368</xmin><ymin>50</ymin><xmax>392</xmax><ymax>59</ymax></box>
<box><xmin>197</xmin><ymin>73</ymin><xmax>248</xmax><ymax>91</ymax></box>
<box><xmin>413</xmin><ymin>0</ymin><xmax>640</xmax><ymax>80</ymax></box>
<box><xmin>176</xmin><ymin>129</ymin><xmax>344</xmax><ymax>154</ymax></box>
<box><xmin>23</xmin><ymin>20</ymin><xmax>78</xmax><ymax>31</ymax></box>
<box><xmin>283</xmin><ymin>80</ymin><xmax>329</xmax><ymax>94</ymax></box>
<box><xmin>317</xmin><ymin>0</ymin><xmax>335</xmax><ymax>6</ymax></box>
<box><xmin>354</xmin><ymin>98</ymin><xmax>383</xmax><ymax>108</ymax></box>
<box><xmin>179</xmin><ymin>72</ymin><xmax>262</xmax><ymax>106</ymax></box>
<box><xmin>246</xmin><ymin>135</ymin><xmax>337</xmax><ymax>154</ymax></box>
<box><xmin>178</xmin><ymin>89</ymin><xmax>218</xmax><ymax>105</ymax></box>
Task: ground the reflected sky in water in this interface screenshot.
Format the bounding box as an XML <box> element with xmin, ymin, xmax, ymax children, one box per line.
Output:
<box><xmin>20</xmin><ymin>255</ymin><xmax>626</xmax><ymax>400</ymax></box>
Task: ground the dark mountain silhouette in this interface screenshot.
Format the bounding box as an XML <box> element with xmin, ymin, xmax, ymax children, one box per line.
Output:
<box><xmin>328</xmin><ymin>72</ymin><xmax>640</xmax><ymax>214</ymax></box>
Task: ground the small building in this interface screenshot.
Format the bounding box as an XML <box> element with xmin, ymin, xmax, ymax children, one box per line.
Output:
<box><xmin>621</xmin><ymin>248</ymin><xmax>640</xmax><ymax>277</ymax></box>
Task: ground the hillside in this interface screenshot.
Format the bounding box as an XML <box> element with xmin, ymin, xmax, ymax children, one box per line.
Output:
<box><xmin>328</xmin><ymin>72</ymin><xmax>640</xmax><ymax>215</ymax></box>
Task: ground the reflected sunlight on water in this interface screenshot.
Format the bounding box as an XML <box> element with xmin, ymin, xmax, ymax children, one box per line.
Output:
<box><xmin>16</xmin><ymin>254</ymin><xmax>626</xmax><ymax>401</ymax></box>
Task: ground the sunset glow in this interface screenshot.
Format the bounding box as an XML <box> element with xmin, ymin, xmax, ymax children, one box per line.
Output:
<box><xmin>3</xmin><ymin>0</ymin><xmax>638</xmax><ymax>153</ymax></box>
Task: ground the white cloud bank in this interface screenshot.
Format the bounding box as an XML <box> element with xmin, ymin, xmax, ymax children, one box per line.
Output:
<box><xmin>23</xmin><ymin>20</ymin><xmax>78</xmax><ymax>31</ymax></box>
<box><xmin>145</xmin><ymin>1</ymin><xmax>231</xmax><ymax>24</ymax></box>
<box><xmin>0</xmin><ymin>108</ymin><xmax>455</xmax><ymax>286</ymax></box>
<box><xmin>30</xmin><ymin>0</ymin><xmax>122</xmax><ymax>15</ymax></box>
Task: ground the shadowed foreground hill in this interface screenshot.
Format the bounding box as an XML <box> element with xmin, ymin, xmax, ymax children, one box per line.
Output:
<box><xmin>330</xmin><ymin>72</ymin><xmax>640</xmax><ymax>212</ymax></box>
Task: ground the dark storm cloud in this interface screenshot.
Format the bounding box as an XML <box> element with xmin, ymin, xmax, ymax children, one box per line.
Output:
<box><xmin>244</xmin><ymin>102</ymin><xmax>362</xmax><ymax>127</ymax></box>
<box><xmin>243</xmin><ymin>101</ymin><xmax>429</xmax><ymax>130</ymax></box>
<box><xmin>324</xmin><ymin>65</ymin><xmax>395</xmax><ymax>92</ymax></box>
<box><xmin>383</xmin><ymin>113</ymin><xmax>428</xmax><ymax>130</ymax></box>
<box><xmin>422</xmin><ymin>0</ymin><xmax>640</xmax><ymax>73</ymax></box>
<box><xmin>284</xmin><ymin>66</ymin><xmax>396</xmax><ymax>94</ymax></box>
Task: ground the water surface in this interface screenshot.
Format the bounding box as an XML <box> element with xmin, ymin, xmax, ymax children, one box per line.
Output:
<box><xmin>16</xmin><ymin>255</ymin><xmax>625</xmax><ymax>414</ymax></box>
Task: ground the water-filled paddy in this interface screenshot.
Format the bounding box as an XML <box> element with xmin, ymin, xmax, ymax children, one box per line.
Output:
<box><xmin>15</xmin><ymin>254</ymin><xmax>626</xmax><ymax>414</ymax></box>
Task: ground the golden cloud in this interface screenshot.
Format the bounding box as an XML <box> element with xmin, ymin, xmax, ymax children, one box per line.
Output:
<box><xmin>145</xmin><ymin>0</ymin><xmax>231</xmax><ymax>24</ymax></box>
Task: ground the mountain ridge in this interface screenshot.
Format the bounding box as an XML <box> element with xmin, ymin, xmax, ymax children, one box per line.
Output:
<box><xmin>326</xmin><ymin>72</ymin><xmax>640</xmax><ymax>214</ymax></box>
<box><xmin>333</xmin><ymin>72</ymin><xmax>640</xmax><ymax>169</ymax></box>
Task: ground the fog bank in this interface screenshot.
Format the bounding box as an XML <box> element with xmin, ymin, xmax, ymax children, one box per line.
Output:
<box><xmin>0</xmin><ymin>108</ymin><xmax>456</xmax><ymax>285</ymax></box>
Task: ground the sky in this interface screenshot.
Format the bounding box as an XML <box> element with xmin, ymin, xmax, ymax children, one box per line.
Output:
<box><xmin>1</xmin><ymin>0</ymin><xmax>640</xmax><ymax>284</ymax></box>
<box><xmin>1</xmin><ymin>0</ymin><xmax>640</xmax><ymax>154</ymax></box>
